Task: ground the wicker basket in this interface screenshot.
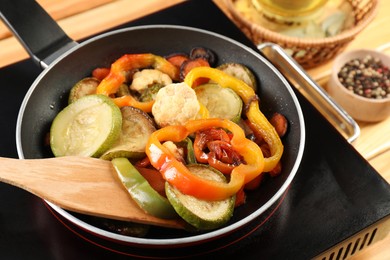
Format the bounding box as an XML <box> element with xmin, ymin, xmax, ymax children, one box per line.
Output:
<box><xmin>225</xmin><ymin>0</ymin><xmax>379</xmax><ymax>68</ymax></box>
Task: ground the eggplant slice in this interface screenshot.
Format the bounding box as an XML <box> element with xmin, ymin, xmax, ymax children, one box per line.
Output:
<box><xmin>100</xmin><ymin>106</ymin><xmax>156</xmax><ymax>160</ymax></box>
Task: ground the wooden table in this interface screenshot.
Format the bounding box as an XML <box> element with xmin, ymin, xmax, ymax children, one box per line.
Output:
<box><xmin>0</xmin><ymin>0</ymin><xmax>389</xmax><ymax>259</ymax></box>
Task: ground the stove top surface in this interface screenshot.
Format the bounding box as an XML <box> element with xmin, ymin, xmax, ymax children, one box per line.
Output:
<box><xmin>0</xmin><ymin>1</ymin><xmax>389</xmax><ymax>259</ymax></box>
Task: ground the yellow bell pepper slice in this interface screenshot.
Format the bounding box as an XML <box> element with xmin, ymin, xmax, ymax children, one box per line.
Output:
<box><xmin>184</xmin><ymin>67</ymin><xmax>283</xmax><ymax>172</ymax></box>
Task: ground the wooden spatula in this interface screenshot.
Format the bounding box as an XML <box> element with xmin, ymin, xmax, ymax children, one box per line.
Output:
<box><xmin>0</xmin><ymin>156</ymin><xmax>186</xmax><ymax>229</ymax></box>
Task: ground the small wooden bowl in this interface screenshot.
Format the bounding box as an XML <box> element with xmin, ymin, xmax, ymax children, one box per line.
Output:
<box><xmin>327</xmin><ymin>49</ymin><xmax>390</xmax><ymax>122</ymax></box>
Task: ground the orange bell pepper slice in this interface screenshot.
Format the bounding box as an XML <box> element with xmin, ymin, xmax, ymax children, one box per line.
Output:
<box><xmin>95</xmin><ymin>53</ymin><xmax>179</xmax><ymax>112</ymax></box>
<box><xmin>112</xmin><ymin>95</ymin><xmax>155</xmax><ymax>113</ymax></box>
<box><xmin>145</xmin><ymin>118</ymin><xmax>264</xmax><ymax>201</ymax></box>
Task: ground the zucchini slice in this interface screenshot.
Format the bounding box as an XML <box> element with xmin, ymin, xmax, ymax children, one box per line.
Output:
<box><xmin>217</xmin><ymin>63</ymin><xmax>257</xmax><ymax>90</ymax></box>
<box><xmin>100</xmin><ymin>106</ymin><xmax>156</xmax><ymax>160</ymax></box>
<box><xmin>195</xmin><ymin>83</ymin><xmax>243</xmax><ymax>123</ymax></box>
<box><xmin>50</xmin><ymin>94</ymin><xmax>122</xmax><ymax>157</ymax></box>
<box><xmin>68</xmin><ymin>77</ymin><xmax>100</xmax><ymax>104</ymax></box>
<box><xmin>165</xmin><ymin>164</ymin><xmax>235</xmax><ymax>230</ymax></box>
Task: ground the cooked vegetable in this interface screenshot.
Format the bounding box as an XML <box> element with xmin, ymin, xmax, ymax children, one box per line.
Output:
<box><xmin>50</xmin><ymin>94</ymin><xmax>122</xmax><ymax>157</ymax></box>
<box><xmin>139</xmin><ymin>83</ymin><xmax>164</xmax><ymax>102</ymax></box>
<box><xmin>129</xmin><ymin>69</ymin><xmax>172</xmax><ymax>93</ymax></box>
<box><xmin>217</xmin><ymin>63</ymin><xmax>257</xmax><ymax>90</ymax></box>
<box><xmin>100</xmin><ymin>106</ymin><xmax>156</xmax><ymax>160</ymax></box>
<box><xmin>177</xmin><ymin>137</ymin><xmax>197</xmax><ymax>164</ymax></box>
<box><xmin>193</xmin><ymin>127</ymin><xmax>245</xmax><ymax>174</ymax></box>
<box><xmin>195</xmin><ymin>83</ymin><xmax>243</xmax><ymax>123</ymax></box>
<box><xmin>111</xmin><ymin>157</ymin><xmax>177</xmax><ymax>219</ymax></box>
<box><xmin>68</xmin><ymin>77</ymin><xmax>100</xmax><ymax>104</ymax></box>
<box><xmin>96</xmin><ymin>53</ymin><xmax>179</xmax><ymax>112</ymax></box>
<box><xmin>134</xmin><ymin>137</ymin><xmax>198</xmax><ymax>166</ymax></box>
<box><xmin>92</xmin><ymin>67</ymin><xmax>110</xmax><ymax>81</ymax></box>
<box><xmin>189</xmin><ymin>47</ymin><xmax>216</xmax><ymax>66</ymax></box>
<box><xmin>145</xmin><ymin>118</ymin><xmax>265</xmax><ymax>201</ymax></box>
<box><xmin>269</xmin><ymin>112</ymin><xmax>288</xmax><ymax>138</ymax></box>
<box><xmin>162</xmin><ymin>141</ymin><xmax>186</xmax><ymax>163</ymax></box>
<box><xmin>184</xmin><ymin>67</ymin><xmax>283</xmax><ymax>172</ymax></box>
<box><xmin>113</xmin><ymin>95</ymin><xmax>155</xmax><ymax>113</ymax></box>
<box><xmin>151</xmin><ymin>82</ymin><xmax>200</xmax><ymax>127</ymax></box>
<box><xmin>97</xmin><ymin>53</ymin><xmax>179</xmax><ymax>96</ymax></box>
<box><xmin>115</xmin><ymin>84</ymin><xmax>131</xmax><ymax>97</ymax></box>
<box><xmin>197</xmin><ymin>102</ymin><xmax>210</xmax><ymax>119</ymax></box>
<box><xmin>136</xmin><ymin>167</ymin><xmax>166</xmax><ymax>197</ymax></box>
<box><xmin>165</xmin><ymin>164</ymin><xmax>235</xmax><ymax>230</ymax></box>
<box><xmin>269</xmin><ymin>161</ymin><xmax>282</xmax><ymax>177</ymax></box>
<box><xmin>165</xmin><ymin>53</ymin><xmax>189</xmax><ymax>69</ymax></box>
<box><xmin>234</xmin><ymin>187</ymin><xmax>246</xmax><ymax>207</ymax></box>
<box><xmin>180</xmin><ymin>58</ymin><xmax>210</xmax><ymax>86</ymax></box>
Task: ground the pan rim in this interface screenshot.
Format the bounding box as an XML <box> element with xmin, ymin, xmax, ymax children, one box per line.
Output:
<box><xmin>15</xmin><ymin>24</ymin><xmax>305</xmax><ymax>246</ymax></box>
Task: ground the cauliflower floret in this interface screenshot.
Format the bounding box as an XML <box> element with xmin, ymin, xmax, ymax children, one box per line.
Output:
<box><xmin>130</xmin><ymin>69</ymin><xmax>172</xmax><ymax>93</ymax></box>
<box><xmin>152</xmin><ymin>82</ymin><xmax>200</xmax><ymax>127</ymax></box>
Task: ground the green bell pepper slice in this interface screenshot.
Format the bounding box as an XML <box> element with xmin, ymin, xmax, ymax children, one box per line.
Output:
<box><xmin>111</xmin><ymin>157</ymin><xmax>177</xmax><ymax>219</ymax></box>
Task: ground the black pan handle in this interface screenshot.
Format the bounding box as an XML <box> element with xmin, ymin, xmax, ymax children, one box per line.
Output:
<box><xmin>0</xmin><ymin>0</ymin><xmax>78</xmax><ymax>69</ymax></box>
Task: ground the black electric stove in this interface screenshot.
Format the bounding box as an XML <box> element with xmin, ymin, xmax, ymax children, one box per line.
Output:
<box><xmin>1</xmin><ymin>1</ymin><xmax>389</xmax><ymax>259</ymax></box>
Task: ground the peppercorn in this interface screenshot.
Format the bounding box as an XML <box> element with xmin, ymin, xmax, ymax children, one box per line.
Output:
<box><xmin>337</xmin><ymin>55</ymin><xmax>390</xmax><ymax>99</ymax></box>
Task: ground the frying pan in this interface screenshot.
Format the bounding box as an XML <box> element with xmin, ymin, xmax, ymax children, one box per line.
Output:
<box><xmin>0</xmin><ymin>0</ymin><xmax>305</xmax><ymax>247</ymax></box>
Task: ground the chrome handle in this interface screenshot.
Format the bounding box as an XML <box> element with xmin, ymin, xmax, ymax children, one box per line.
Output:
<box><xmin>258</xmin><ymin>42</ymin><xmax>360</xmax><ymax>143</ymax></box>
